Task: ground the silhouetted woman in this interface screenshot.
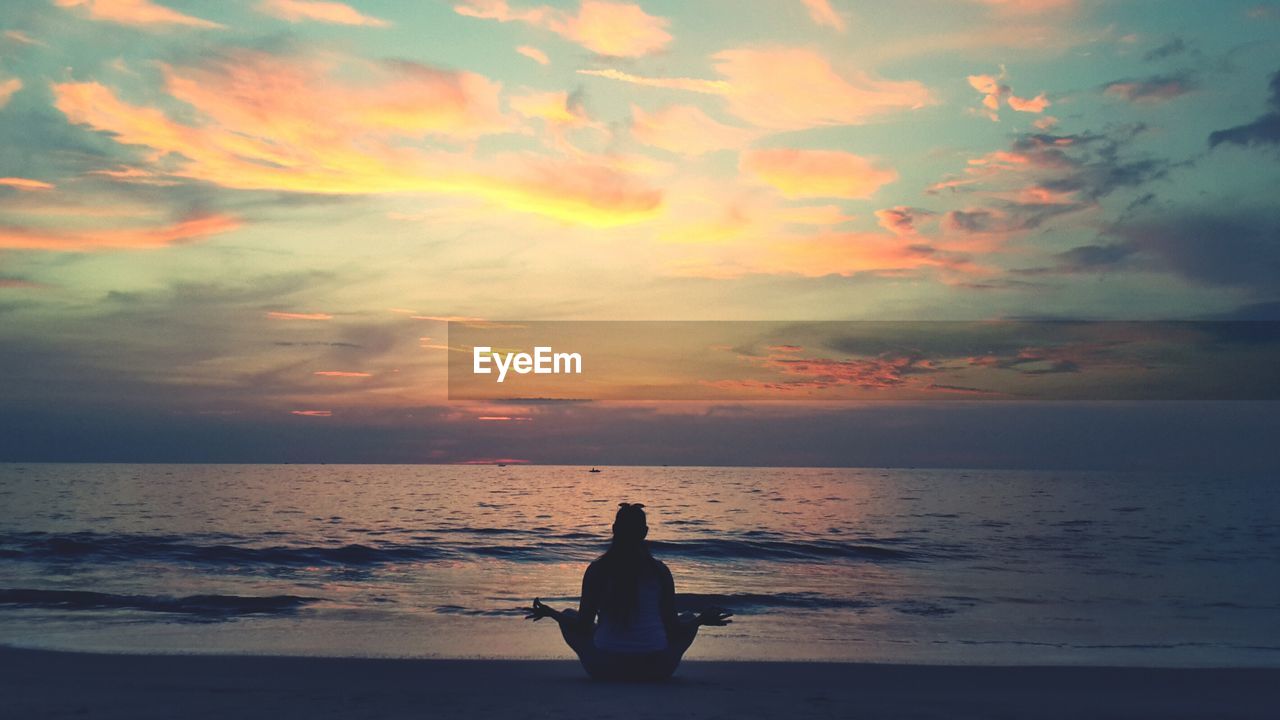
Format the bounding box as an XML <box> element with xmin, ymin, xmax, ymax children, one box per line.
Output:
<box><xmin>524</xmin><ymin>503</ymin><xmax>732</xmax><ymax>680</ymax></box>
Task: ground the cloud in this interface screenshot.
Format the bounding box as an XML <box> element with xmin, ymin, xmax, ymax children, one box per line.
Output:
<box><xmin>584</xmin><ymin>48</ymin><xmax>929</xmax><ymax>131</ymax></box>
<box><xmin>510</xmin><ymin>90</ymin><xmax>591</xmax><ymax>127</ymax></box>
<box><xmin>1144</xmin><ymin>37</ymin><xmax>1189</xmax><ymax>62</ymax></box>
<box><xmin>800</xmin><ymin>0</ymin><xmax>846</xmax><ymax>32</ymax></box>
<box><xmin>0</xmin><ymin>177</ymin><xmax>54</xmax><ymax>191</ymax></box>
<box><xmin>54</xmin><ymin>0</ymin><xmax>224</xmax><ymax>29</ymax></box>
<box><xmin>4</xmin><ymin>30</ymin><xmax>45</xmax><ymax>46</ymax></box>
<box><xmin>267</xmin><ymin>311</ymin><xmax>333</xmax><ymax>320</ymax></box>
<box><xmin>516</xmin><ymin>45</ymin><xmax>550</xmax><ymax>65</ymax></box>
<box><xmin>630</xmin><ymin>104</ymin><xmax>755</xmax><ymax>155</ymax></box>
<box><xmin>0</xmin><ymin>77</ymin><xmax>23</xmax><ymax>109</ymax></box>
<box><xmin>577</xmin><ymin>68</ymin><xmax>730</xmax><ymax>95</ymax></box>
<box><xmin>713</xmin><ymin>48</ymin><xmax>931</xmax><ymax>130</ymax></box>
<box><xmin>1103</xmin><ymin>73</ymin><xmax>1196</xmax><ymax>104</ymax></box>
<box><xmin>968</xmin><ymin>67</ymin><xmax>1049</xmax><ymax>121</ymax></box>
<box><xmin>290</xmin><ymin>409</ymin><xmax>332</xmax><ymax>417</ymax></box>
<box><xmin>0</xmin><ymin>212</ymin><xmax>239</xmax><ymax>251</ymax></box>
<box><xmin>875</xmin><ymin>206</ymin><xmax>934</xmax><ymax>235</ymax></box>
<box><xmin>969</xmin><ymin>0</ymin><xmax>1075</xmax><ymax>14</ymax></box>
<box><xmin>314</xmin><ymin>370</ymin><xmax>371</xmax><ymax>377</ymax></box>
<box><xmin>257</xmin><ymin>0</ymin><xmax>389</xmax><ymax>27</ymax></box>
<box><xmin>1209</xmin><ymin>69</ymin><xmax>1280</xmax><ymax>149</ymax></box>
<box><xmin>0</xmin><ymin>277</ymin><xmax>48</xmax><ymax>289</ymax></box>
<box><xmin>742</xmin><ymin>149</ymin><xmax>897</xmax><ymax>199</ymax></box>
<box><xmin>1029</xmin><ymin>207</ymin><xmax>1280</xmax><ymax>295</ymax></box>
<box><xmin>1007</xmin><ymin>93</ymin><xmax>1050</xmax><ymax>113</ymax></box>
<box><xmin>52</xmin><ymin>49</ymin><xmax>662</xmax><ymax>226</ymax></box>
<box><xmin>454</xmin><ymin>0</ymin><xmax>671</xmax><ymax>58</ymax></box>
<box><xmin>673</xmin><ymin>227</ymin><xmax>985</xmax><ymax>280</ymax></box>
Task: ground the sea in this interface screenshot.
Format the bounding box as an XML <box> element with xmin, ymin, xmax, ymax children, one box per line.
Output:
<box><xmin>1</xmin><ymin>464</ymin><xmax>1277</xmax><ymax>667</ymax></box>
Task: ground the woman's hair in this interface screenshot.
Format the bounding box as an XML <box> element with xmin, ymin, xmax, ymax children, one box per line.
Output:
<box><xmin>597</xmin><ymin>502</ymin><xmax>657</xmax><ymax>625</ymax></box>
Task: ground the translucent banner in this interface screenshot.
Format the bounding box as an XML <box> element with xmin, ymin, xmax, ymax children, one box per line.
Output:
<box><xmin>446</xmin><ymin>321</ymin><xmax>1280</xmax><ymax>402</ymax></box>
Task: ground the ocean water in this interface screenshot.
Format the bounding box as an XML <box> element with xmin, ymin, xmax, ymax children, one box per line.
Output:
<box><xmin>0</xmin><ymin>463</ymin><xmax>1277</xmax><ymax>667</ymax></box>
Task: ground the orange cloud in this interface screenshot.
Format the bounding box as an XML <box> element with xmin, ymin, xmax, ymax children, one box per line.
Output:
<box><xmin>290</xmin><ymin>409</ymin><xmax>333</xmax><ymax>417</ymax></box>
<box><xmin>0</xmin><ymin>177</ymin><xmax>54</xmax><ymax>191</ymax></box>
<box><xmin>314</xmin><ymin>371</ymin><xmax>372</xmax><ymax>377</ymax></box>
<box><xmin>0</xmin><ymin>77</ymin><xmax>23</xmax><ymax>109</ymax></box>
<box><xmin>713</xmin><ymin>48</ymin><xmax>931</xmax><ymax>130</ymax></box>
<box><xmin>516</xmin><ymin>45</ymin><xmax>550</xmax><ymax>65</ymax></box>
<box><xmin>257</xmin><ymin>0</ymin><xmax>389</xmax><ymax>26</ymax></box>
<box><xmin>54</xmin><ymin>0</ymin><xmax>224</xmax><ymax>28</ymax></box>
<box><xmin>267</xmin><ymin>311</ymin><xmax>333</xmax><ymax>321</ymax></box>
<box><xmin>801</xmin><ymin>0</ymin><xmax>846</xmax><ymax>32</ymax></box>
<box><xmin>742</xmin><ymin>149</ymin><xmax>897</xmax><ymax>199</ymax></box>
<box><xmin>52</xmin><ymin>50</ymin><xmax>662</xmax><ymax>226</ymax></box>
<box><xmin>476</xmin><ymin>415</ymin><xmax>531</xmax><ymax>421</ymax></box>
<box><xmin>630</xmin><ymin>104</ymin><xmax>756</xmax><ymax>155</ymax></box>
<box><xmin>0</xmin><ymin>212</ymin><xmax>239</xmax><ymax>251</ymax></box>
<box><xmin>455</xmin><ymin>1</ymin><xmax>671</xmax><ymax>57</ymax></box>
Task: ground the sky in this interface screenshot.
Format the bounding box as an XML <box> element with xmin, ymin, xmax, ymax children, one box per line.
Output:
<box><xmin>0</xmin><ymin>0</ymin><xmax>1277</xmax><ymax>467</ymax></box>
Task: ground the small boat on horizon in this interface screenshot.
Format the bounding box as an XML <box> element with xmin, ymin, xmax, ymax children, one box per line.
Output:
<box><xmin>588</xmin><ymin>467</ymin><xmax>601</xmax><ymax>473</ymax></box>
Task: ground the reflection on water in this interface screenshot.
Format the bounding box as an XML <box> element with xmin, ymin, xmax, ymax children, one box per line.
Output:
<box><xmin>0</xmin><ymin>463</ymin><xmax>1278</xmax><ymax>666</ymax></box>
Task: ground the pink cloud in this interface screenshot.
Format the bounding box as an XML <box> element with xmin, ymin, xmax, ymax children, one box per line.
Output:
<box><xmin>0</xmin><ymin>177</ymin><xmax>54</xmax><ymax>191</ymax></box>
<box><xmin>969</xmin><ymin>0</ymin><xmax>1076</xmax><ymax>14</ymax></box>
<box><xmin>516</xmin><ymin>45</ymin><xmax>550</xmax><ymax>65</ymax></box>
<box><xmin>290</xmin><ymin>409</ymin><xmax>333</xmax><ymax>417</ymax></box>
<box><xmin>1007</xmin><ymin>92</ymin><xmax>1050</xmax><ymax>113</ymax></box>
<box><xmin>54</xmin><ymin>0</ymin><xmax>224</xmax><ymax>28</ymax></box>
<box><xmin>713</xmin><ymin>47</ymin><xmax>931</xmax><ymax>130</ymax></box>
<box><xmin>630</xmin><ymin>104</ymin><xmax>756</xmax><ymax>156</ymax></box>
<box><xmin>314</xmin><ymin>371</ymin><xmax>372</xmax><ymax>377</ymax></box>
<box><xmin>267</xmin><ymin>311</ymin><xmax>333</xmax><ymax>321</ymax></box>
<box><xmin>0</xmin><ymin>212</ymin><xmax>239</xmax><ymax>251</ymax></box>
<box><xmin>968</xmin><ymin>68</ymin><xmax>1049</xmax><ymax>120</ymax></box>
<box><xmin>742</xmin><ymin>149</ymin><xmax>897</xmax><ymax>199</ymax></box>
<box><xmin>455</xmin><ymin>1</ymin><xmax>671</xmax><ymax>58</ymax></box>
<box><xmin>52</xmin><ymin>50</ymin><xmax>662</xmax><ymax>226</ymax></box>
<box><xmin>257</xmin><ymin>0</ymin><xmax>389</xmax><ymax>27</ymax></box>
<box><xmin>801</xmin><ymin>0</ymin><xmax>846</xmax><ymax>32</ymax></box>
<box><xmin>0</xmin><ymin>77</ymin><xmax>22</xmax><ymax>109</ymax></box>
<box><xmin>577</xmin><ymin>68</ymin><xmax>730</xmax><ymax>95</ymax></box>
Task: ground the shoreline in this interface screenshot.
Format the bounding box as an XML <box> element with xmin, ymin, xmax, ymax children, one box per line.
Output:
<box><xmin>4</xmin><ymin>646</ymin><xmax>1278</xmax><ymax>719</ymax></box>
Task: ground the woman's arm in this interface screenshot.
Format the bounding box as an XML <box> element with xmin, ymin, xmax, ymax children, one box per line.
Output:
<box><xmin>658</xmin><ymin>561</ymin><xmax>682</xmax><ymax>633</ymax></box>
<box><xmin>575</xmin><ymin>561</ymin><xmax>601</xmax><ymax>629</ymax></box>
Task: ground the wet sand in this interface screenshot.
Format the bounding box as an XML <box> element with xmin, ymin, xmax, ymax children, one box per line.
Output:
<box><xmin>3</xmin><ymin>646</ymin><xmax>1277</xmax><ymax>719</ymax></box>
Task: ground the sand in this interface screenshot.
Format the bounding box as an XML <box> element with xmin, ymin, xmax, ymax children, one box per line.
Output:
<box><xmin>2</xmin><ymin>646</ymin><xmax>1277</xmax><ymax>719</ymax></box>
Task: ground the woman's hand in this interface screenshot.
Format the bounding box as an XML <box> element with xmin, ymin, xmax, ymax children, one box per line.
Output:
<box><xmin>697</xmin><ymin>607</ymin><xmax>734</xmax><ymax>626</ymax></box>
<box><xmin>523</xmin><ymin>597</ymin><xmax>559</xmax><ymax>622</ymax></box>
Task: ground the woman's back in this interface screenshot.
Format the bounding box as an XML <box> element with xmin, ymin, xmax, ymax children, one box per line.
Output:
<box><xmin>591</xmin><ymin>560</ymin><xmax>668</xmax><ymax>652</ymax></box>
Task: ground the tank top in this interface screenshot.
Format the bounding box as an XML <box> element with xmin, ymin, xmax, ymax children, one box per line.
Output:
<box><xmin>593</xmin><ymin>574</ymin><xmax>668</xmax><ymax>652</ymax></box>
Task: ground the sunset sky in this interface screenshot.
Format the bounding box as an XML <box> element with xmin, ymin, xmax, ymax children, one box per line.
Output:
<box><xmin>1</xmin><ymin>0</ymin><xmax>1277</xmax><ymax>467</ymax></box>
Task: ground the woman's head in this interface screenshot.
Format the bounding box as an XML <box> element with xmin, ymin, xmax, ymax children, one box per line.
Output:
<box><xmin>612</xmin><ymin>502</ymin><xmax>648</xmax><ymax>545</ymax></box>
<box><xmin>599</xmin><ymin>503</ymin><xmax>655</xmax><ymax>623</ymax></box>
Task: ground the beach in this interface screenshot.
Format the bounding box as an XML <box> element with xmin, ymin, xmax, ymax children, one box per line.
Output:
<box><xmin>4</xmin><ymin>646</ymin><xmax>1277</xmax><ymax>720</ymax></box>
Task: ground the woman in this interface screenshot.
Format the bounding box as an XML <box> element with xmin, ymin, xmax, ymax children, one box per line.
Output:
<box><xmin>524</xmin><ymin>503</ymin><xmax>732</xmax><ymax>680</ymax></box>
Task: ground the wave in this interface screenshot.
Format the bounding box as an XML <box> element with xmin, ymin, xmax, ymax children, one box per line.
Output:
<box><xmin>0</xmin><ymin>588</ymin><xmax>317</xmax><ymax>617</ymax></box>
<box><xmin>0</xmin><ymin>530</ymin><xmax>943</xmax><ymax>569</ymax></box>
<box><xmin>0</xmin><ymin>532</ymin><xmax>451</xmax><ymax>567</ymax></box>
